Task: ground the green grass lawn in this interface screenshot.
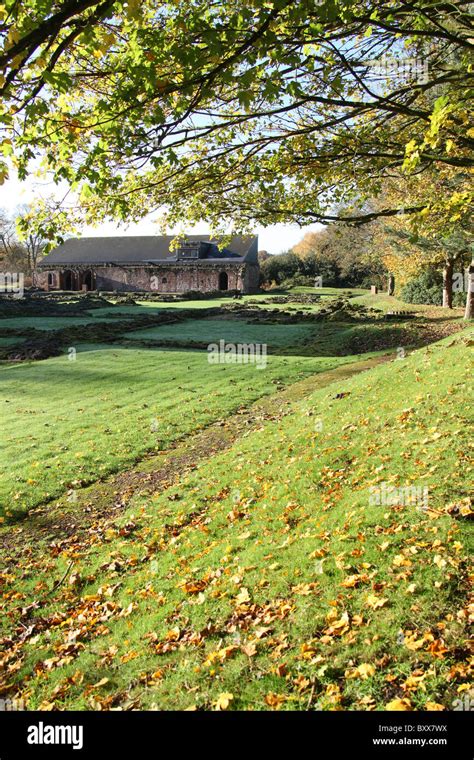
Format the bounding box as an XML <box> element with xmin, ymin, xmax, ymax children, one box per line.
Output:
<box><xmin>122</xmin><ymin>318</ymin><xmax>317</xmax><ymax>347</ymax></box>
<box><xmin>0</xmin><ymin>289</ymin><xmax>470</xmax><ymax>712</ymax></box>
<box><xmin>0</xmin><ymin>316</ymin><xmax>121</xmax><ymax>331</ymax></box>
<box><xmin>87</xmin><ymin>304</ymin><xmax>168</xmax><ymax>318</ymax></box>
<box><xmin>0</xmin><ymin>344</ymin><xmax>356</xmax><ymax>517</ymax></box>
<box><xmin>136</xmin><ymin>298</ymin><xmax>239</xmax><ymax>310</ymax></box>
<box><xmin>0</xmin><ymin>328</ymin><xmax>471</xmax><ymax>711</ymax></box>
<box><xmin>350</xmin><ymin>292</ymin><xmax>465</xmax><ymax>316</ymax></box>
<box><xmin>289</xmin><ymin>286</ymin><xmax>368</xmax><ymax>296</ymax></box>
<box><xmin>0</xmin><ymin>337</ymin><xmax>21</xmax><ymax>346</ymax></box>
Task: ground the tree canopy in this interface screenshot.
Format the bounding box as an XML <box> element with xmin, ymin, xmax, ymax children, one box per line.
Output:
<box><xmin>0</xmin><ymin>0</ymin><xmax>472</xmax><ymax>242</ymax></box>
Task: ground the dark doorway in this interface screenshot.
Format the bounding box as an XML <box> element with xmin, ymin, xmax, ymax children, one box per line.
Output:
<box><xmin>62</xmin><ymin>270</ymin><xmax>76</xmax><ymax>290</ymax></box>
<box><xmin>218</xmin><ymin>271</ymin><xmax>228</xmax><ymax>291</ymax></box>
<box><xmin>83</xmin><ymin>270</ymin><xmax>95</xmax><ymax>291</ymax></box>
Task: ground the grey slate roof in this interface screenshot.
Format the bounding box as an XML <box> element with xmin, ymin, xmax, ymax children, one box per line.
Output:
<box><xmin>38</xmin><ymin>235</ymin><xmax>258</xmax><ymax>267</ymax></box>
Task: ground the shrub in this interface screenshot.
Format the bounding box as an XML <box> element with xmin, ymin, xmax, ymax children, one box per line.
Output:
<box><xmin>401</xmin><ymin>268</ymin><xmax>467</xmax><ymax>307</ymax></box>
<box><xmin>401</xmin><ymin>270</ymin><xmax>443</xmax><ymax>305</ymax></box>
<box><xmin>280</xmin><ymin>275</ymin><xmax>314</xmax><ymax>288</ymax></box>
<box><xmin>260</xmin><ymin>249</ymin><xmax>385</xmax><ymax>289</ymax></box>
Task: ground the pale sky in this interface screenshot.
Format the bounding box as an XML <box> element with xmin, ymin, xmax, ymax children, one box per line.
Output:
<box><xmin>0</xmin><ymin>172</ymin><xmax>323</xmax><ymax>255</ymax></box>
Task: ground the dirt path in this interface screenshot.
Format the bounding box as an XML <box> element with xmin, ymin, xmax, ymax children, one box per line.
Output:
<box><xmin>1</xmin><ymin>353</ymin><xmax>392</xmax><ymax>556</ymax></box>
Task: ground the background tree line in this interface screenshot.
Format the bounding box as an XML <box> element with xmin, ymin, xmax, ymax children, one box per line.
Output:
<box><xmin>0</xmin><ymin>205</ymin><xmax>46</xmax><ymax>275</ymax></box>
<box><xmin>260</xmin><ymin>222</ymin><xmax>387</xmax><ymax>289</ymax></box>
<box><xmin>261</xmin><ymin>180</ymin><xmax>472</xmax><ymax>308</ymax></box>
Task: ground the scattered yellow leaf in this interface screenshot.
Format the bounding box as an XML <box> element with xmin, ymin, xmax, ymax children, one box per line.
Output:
<box><xmin>345</xmin><ymin>663</ymin><xmax>376</xmax><ymax>680</ymax></box>
<box><xmin>366</xmin><ymin>594</ymin><xmax>388</xmax><ymax>610</ymax></box>
<box><xmin>214</xmin><ymin>692</ymin><xmax>234</xmax><ymax>711</ymax></box>
<box><xmin>386</xmin><ymin>698</ymin><xmax>412</xmax><ymax>711</ymax></box>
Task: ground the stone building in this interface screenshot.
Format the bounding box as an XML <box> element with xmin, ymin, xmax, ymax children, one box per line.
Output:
<box><xmin>35</xmin><ymin>234</ymin><xmax>259</xmax><ymax>294</ymax></box>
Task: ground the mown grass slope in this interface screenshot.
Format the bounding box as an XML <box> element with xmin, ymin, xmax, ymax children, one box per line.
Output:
<box><xmin>1</xmin><ymin>329</ymin><xmax>471</xmax><ymax>710</ymax></box>
<box><xmin>0</xmin><ymin>345</ymin><xmax>356</xmax><ymax>517</ymax></box>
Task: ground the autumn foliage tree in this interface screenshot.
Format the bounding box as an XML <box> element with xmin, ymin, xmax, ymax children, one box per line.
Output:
<box><xmin>371</xmin><ymin>166</ymin><xmax>472</xmax><ymax>309</ymax></box>
<box><xmin>292</xmin><ymin>223</ymin><xmax>387</xmax><ymax>288</ymax></box>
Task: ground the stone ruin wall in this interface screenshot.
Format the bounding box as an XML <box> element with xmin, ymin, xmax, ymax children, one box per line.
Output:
<box><xmin>34</xmin><ymin>263</ymin><xmax>260</xmax><ymax>294</ymax></box>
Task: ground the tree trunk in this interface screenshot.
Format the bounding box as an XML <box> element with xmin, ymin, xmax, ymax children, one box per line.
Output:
<box><xmin>442</xmin><ymin>260</ymin><xmax>454</xmax><ymax>308</ymax></box>
<box><xmin>387</xmin><ymin>274</ymin><xmax>395</xmax><ymax>296</ymax></box>
<box><xmin>464</xmin><ymin>261</ymin><xmax>474</xmax><ymax>320</ymax></box>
